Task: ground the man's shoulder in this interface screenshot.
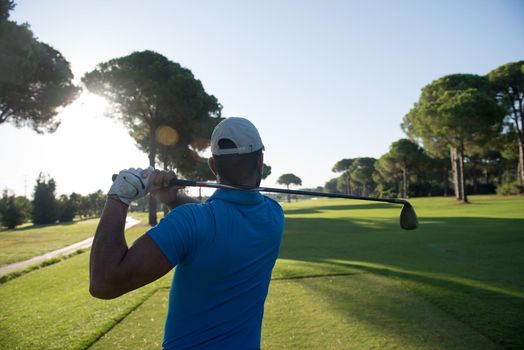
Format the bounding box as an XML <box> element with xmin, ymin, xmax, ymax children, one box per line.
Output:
<box><xmin>172</xmin><ymin>201</ymin><xmax>213</xmax><ymax>214</ymax></box>
<box><xmin>164</xmin><ymin>202</ymin><xmax>215</xmax><ymax>225</ymax></box>
<box><xmin>262</xmin><ymin>195</ymin><xmax>283</xmax><ymax>210</ymax></box>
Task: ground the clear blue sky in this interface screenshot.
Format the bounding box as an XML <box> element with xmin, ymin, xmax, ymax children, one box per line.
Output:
<box><xmin>1</xmin><ymin>0</ymin><xmax>523</xmax><ymax>196</ymax></box>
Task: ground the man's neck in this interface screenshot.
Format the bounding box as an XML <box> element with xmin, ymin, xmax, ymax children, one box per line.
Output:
<box><xmin>218</xmin><ymin>177</ymin><xmax>259</xmax><ymax>189</ymax></box>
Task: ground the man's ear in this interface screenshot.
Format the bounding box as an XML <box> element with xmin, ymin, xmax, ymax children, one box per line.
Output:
<box><xmin>208</xmin><ymin>157</ymin><xmax>218</xmax><ymax>177</ymax></box>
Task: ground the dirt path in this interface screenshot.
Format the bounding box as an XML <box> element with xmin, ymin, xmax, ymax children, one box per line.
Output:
<box><xmin>0</xmin><ymin>216</ymin><xmax>141</xmax><ymax>277</ymax></box>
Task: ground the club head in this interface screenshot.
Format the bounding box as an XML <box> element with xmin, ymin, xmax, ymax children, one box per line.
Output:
<box><xmin>400</xmin><ymin>203</ymin><xmax>418</xmax><ymax>230</ymax></box>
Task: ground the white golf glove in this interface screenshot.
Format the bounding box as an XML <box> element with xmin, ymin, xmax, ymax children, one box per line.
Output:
<box><xmin>108</xmin><ymin>166</ymin><xmax>155</xmax><ymax>205</ymax></box>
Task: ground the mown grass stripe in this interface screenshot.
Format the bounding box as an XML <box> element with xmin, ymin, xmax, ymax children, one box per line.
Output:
<box><xmin>84</xmin><ymin>287</ymin><xmax>160</xmax><ymax>350</ymax></box>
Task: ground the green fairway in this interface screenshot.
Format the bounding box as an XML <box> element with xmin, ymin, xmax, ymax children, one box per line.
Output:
<box><xmin>0</xmin><ymin>225</ymin><xmax>172</xmax><ymax>349</ymax></box>
<box><xmin>0</xmin><ymin>196</ymin><xmax>522</xmax><ymax>349</ymax></box>
<box><xmin>0</xmin><ymin>219</ymin><xmax>99</xmax><ymax>266</ymax></box>
<box><xmin>0</xmin><ymin>212</ymin><xmax>155</xmax><ymax>267</ymax></box>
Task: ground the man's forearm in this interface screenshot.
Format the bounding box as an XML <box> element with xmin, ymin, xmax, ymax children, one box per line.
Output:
<box><xmin>89</xmin><ymin>196</ymin><xmax>129</xmax><ymax>297</ymax></box>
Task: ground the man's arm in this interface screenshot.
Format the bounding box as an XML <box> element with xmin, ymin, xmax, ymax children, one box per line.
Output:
<box><xmin>89</xmin><ymin>197</ymin><xmax>173</xmax><ymax>299</ymax></box>
<box><xmin>89</xmin><ymin>169</ymin><xmax>196</xmax><ymax>299</ymax></box>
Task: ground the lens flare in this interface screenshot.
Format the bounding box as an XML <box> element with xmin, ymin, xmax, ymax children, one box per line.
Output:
<box><xmin>156</xmin><ymin>126</ymin><xmax>179</xmax><ymax>146</ymax></box>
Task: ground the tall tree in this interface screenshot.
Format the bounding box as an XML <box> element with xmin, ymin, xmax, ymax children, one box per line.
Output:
<box><xmin>324</xmin><ymin>177</ymin><xmax>341</xmax><ymax>194</ymax></box>
<box><xmin>57</xmin><ymin>194</ymin><xmax>76</xmax><ymax>222</ymax></box>
<box><xmin>32</xmin><ymin>173</ymin><xmax>57</xmax><ymax>225</ymax></box>
<box><xmin>332</xmin><ymin>158</ymin><xmax>353</xmax><ymax>194</ymax></box>
<box><xmin>0</xmin><ymin>0</ymin><xmax>79</xmax><ymax>132</ymax></box>
<box><xmin>373</xmin><ymin>153</ymin><xmax>402</xmax><ymax>197</ymax></box>
<box><xmin>488</xmin><ymin>61</ymin><xmax>524</xmax><ymax>185</ymax></box>
<box><xmin>349</xmin><ymin>157</ymin><xmax>376</xmax><ymax>196</ymax></box>
<box><xmin>387</xmin><ymin>139</ymin><xmax>427</xmax><ymax>197</ymax></box>
<box><xmin>0</xmin><ymin>191</ymin><xmax>24</xmax><ymax>229</ymax></box>
<box><xmin>83</xmin><ymin>51</ymin><xmax>221</xmax><ymax>225</ymax></box>
<box><xmin>402</xmin><ymin>74</ymin><xmax>505</xmax><ymax>203</ymax></box>
<box><xmin>88</xmin><ymin>190</ymin><xmax>106</xmax><ymax>217</ymax></box>
<box><xmin>277</xmin><ymin>173</ymin><xmax>302</xmax><ymax>202</ymax></box>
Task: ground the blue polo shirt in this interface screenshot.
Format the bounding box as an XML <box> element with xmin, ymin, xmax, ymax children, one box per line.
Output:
<box><xmin>147</xmin><ymin>189</ymin><xmax>284</xmax><ymax>350</ymax></box>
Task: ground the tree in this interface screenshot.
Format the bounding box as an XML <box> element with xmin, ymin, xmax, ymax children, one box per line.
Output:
<box><xmin>388</xmin><ymin>139</ymin><xmax>428</xmax><ymax>197</ymax></box>
<box><xmin>324</xmin><ymin>177</ymin><xmax>341</xmax><ymax>194</ymax></box>
<box><xmin>277</xmin><ymin>173</ymin><xmax>302</xmax><ymax>202</ymax></box>
<box><xmin>83</xmin><ymin>51</ymin><xmax>221</xmax><ymax>225</ymax></box>
<box><xmin>262</xmin><ymin>164</ymin><xmax>272</xmax><ymax>180</ymax></box>
<box><xmin>0</xmin><ymin>1</ymin><xmax>79</xmax><ymax>132</ymax></box>
<box><xmin>373</xmin><ymin>153</ymin><xmax>402</xmax><ymax>197</ymax></box>
<box><xmin>332</xmin><ymin>159</ymin><xmax>353</xmax><ymax>194</ymax></box>
<box><xmin>0</xmin><ymin>0</ymin><xmax>14</xmax><ymax>20</ymax></box>
<box><xmin>0</xmin><ymin>191</ymin><xmax>24</xmax><ymax>229</ymax></box>
<box><xmin>402</xmin><ymin>74</ymin><xmax>505</xmax><ymax>203</ymax></box>
<box><xmin>183</xmin><ymin>158</ymin><xmax>215</xmax><ymax>201</ymax></box>
<box><xmin>57</xmin><ymin>194</ymin><xmax>76</xmax><ymax>222</ymax></box>
<box><xmin>32</xmin><ymin>173</ymin><xmax>57</xmax><ymax>224</ymax></box>
<box><xmin>88</xmin><ymin>190</ymin><xmax>106</xmax><ymax>217</ymax></box>
<box><xmin>349</xmin><ymin>157</ymin><xmax>376</xmax><ymax>196</ymax></box>
<box><xmin>488</xmin><ymin>61</ymin><xmax>524</xmax><ymax>185</ymax></box>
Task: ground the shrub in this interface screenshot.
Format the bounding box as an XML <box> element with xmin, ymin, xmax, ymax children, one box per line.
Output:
<box><xmin>496</xmin><ymin>181</ymin><xmax>523</xmax><ymax>195</ymax></box>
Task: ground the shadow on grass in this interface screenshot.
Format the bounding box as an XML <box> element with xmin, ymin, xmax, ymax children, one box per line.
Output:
<box><xmin>278</xmin><ymin>216</ymin><xmax>524</xmax><ymax>350</ymax></box>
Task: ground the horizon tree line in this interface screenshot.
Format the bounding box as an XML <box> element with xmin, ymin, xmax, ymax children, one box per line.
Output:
<box><xmin>326</xmin><ymin>62</ymin><xmax>523</xmax><ymax>201</ymax></box>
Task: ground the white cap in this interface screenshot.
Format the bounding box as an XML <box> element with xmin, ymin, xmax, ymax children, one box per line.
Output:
<box><xmin>210</xmin><ymin>117</ymin><xmax>264</xmax><ymax>155</ymax></box>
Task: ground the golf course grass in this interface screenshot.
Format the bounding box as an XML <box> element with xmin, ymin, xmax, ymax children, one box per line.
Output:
<box><xmin>0</xmin><ymin>195</ymin><xmax>522</xmax><ymax>349</ymax></box>
<box><xmin>0</xmin><ymin>219</ymin><xmax>100</xmax><ymax>266</ymax></box>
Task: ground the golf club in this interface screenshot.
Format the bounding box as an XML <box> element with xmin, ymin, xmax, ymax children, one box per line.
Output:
<box><xmin>112</xmin><ymin>175</ymin><xmax>419</xmax><ymax>230</ymax></box>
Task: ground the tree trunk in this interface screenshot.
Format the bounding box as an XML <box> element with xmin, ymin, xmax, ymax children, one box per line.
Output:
<box><xmin>450</xmin><ymin>147</ymin><xmax>462</xmax><ymax>200</ymax></box>
<box><xmin>345</xmin><ymin>173</ymin><xmax>350</xmax><ymax>195</ymax></box>
<box><xmin>443</xmin><ymin>168</ymin><xmax>449</xmax><ymax>197</ymax></box>
<box><xmin>518</xmin><ymin>135</ymin><xmax>524</xmax><ymax>186</ymax></box>
<box><xmin>458</xmin><ymin>147</ymin><xmax>468</xmax><ymax>203</ymax></box>
<box><xmin>286</xmin><ymin>185</ymin><xmax>290</xmax><ymax>203</ymax></box>
<box><xmin>402</xmin><ymin>168</ymin><xmax>407</xmax><ymax>198</ymax></box>
<box><xmin>148</xmin><ymin>127</ymin><xmax>158</xmax><ymax>226</ymax></box>
<box><xmin>162</xmin><ymin>157</ymin><xmax>169</xmax><ymax>215</ymax></box>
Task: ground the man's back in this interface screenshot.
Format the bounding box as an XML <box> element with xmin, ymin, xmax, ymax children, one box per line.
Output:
<box><xmin>148</xmin><ymin>189</ymin><xmax>284</xmax><ymax>349</ymax></box>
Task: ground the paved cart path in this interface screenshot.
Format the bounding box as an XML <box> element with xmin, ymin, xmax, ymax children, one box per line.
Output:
<box><xmin>0</xmin><ymin>216</ymin><xmax>141</xmax><ymax>277</ymax></box>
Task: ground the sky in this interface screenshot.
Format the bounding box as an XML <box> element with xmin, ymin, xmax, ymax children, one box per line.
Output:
<box><xmin>1</xmin><ymin>0</ymin><xmax>523</xmax><ymax>197</ymax></box>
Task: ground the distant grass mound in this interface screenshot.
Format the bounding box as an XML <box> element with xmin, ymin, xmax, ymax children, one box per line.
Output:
<box><xmin>0</xmin><ymin>196</ymin><xmax>522</xmax><ymax>349</ymax></box>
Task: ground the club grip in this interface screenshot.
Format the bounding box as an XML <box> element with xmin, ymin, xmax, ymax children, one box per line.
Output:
<box><xmin>111</xmin><ymin>174</ymin><xmax>196</xmax><ymax>188</ymax></box>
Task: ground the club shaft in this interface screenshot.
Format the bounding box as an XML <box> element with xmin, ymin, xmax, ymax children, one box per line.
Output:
<box><xmin>169</xmin><ymin>179</ymin><xmax>408</xmax><ymax>206</ymax></box>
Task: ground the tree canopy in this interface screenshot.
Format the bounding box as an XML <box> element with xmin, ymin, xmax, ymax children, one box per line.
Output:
<box><xmin>0</xmin><ymin>0</ymin><xmax>79</xmax><ymax>132</ymax></box>
<box><xmin>277</xmin><ymin>173</ymin><xmax>302</xmax><ymax>202</ymax></box>
<box><xmin>83</xmin><ymin>50</ymin><xmax>222</xmax><ymax>225</ymax></box>
<box><xmin>348</xmin><ymin>157</ymin><xmax>376</xmax><ymax>196</ymax></box>
<box><xmin>32</xmin><ymin>173</ymin><xmax>57</xmax><ymax>225</ymax></box>
<box><xmin>402</xmin><ymin>74</ymin><xmax>505</xmax><ymax>202</ymax></box>
<box><xmin>488</xmin><ymin>60</ymin><xmax>524</xmax><ymax>185</ymax></box>
<box><xmin>332</xmin><ymin>158</ymin><xmax>353</xmax><ymax>194</ymax></box>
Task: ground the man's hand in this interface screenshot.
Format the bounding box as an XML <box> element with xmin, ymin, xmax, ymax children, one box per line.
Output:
<box><xmin>150</xmin><ymin>170</ymin><xmax>200</xmax><ymax>210</ymax></box>
<box><xmin>108</xmin><ymin>167</ymin><xmax>155</xmax><ymax>205</ymax></box>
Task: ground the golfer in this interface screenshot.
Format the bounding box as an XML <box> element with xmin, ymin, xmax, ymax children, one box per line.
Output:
<box><xmin>90</xmin><ymin>117</ymin><xmax>285</xmax><ymax>349</ymax></box>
